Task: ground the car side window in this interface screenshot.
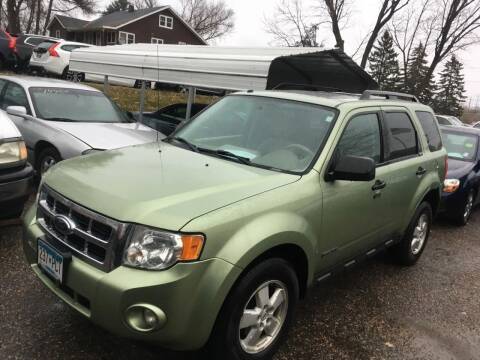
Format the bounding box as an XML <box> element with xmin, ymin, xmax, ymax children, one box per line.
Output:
<box><xmin>61</xmin><ymin>45</ymin><xmax>89</xmax><ymax>52</ymax></box>
<box><xmin>337</xmin><ymin>113</ymin><xmax>382</xmax><ymax>164</ymax></box>
<box><xmin>416</xmin><ymin>111</ymin><xmax>443</xmax><ymax>152</ymax></box>
<box><xmin>436</xmin><ymin>116</ymin><xmax>450</xmax><ymax>126</ymax></box>
<box><xmin>384</xmin><ymin>112</ymin><xmax>418</xmax><ymax>161</ymax></box>
<box><xmin>2</xmin><ymin>82</ymin><xmax>30</xmax><ymax>114</ymax></box>
<box><xmin>0</xmin><ymin>79</ymin><xmax>8</xmax><ymax>95</ymax></box>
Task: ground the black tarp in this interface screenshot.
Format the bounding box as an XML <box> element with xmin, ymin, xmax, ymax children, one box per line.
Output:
<box><xmin>266</xmin><ymin>49</ymin><xmax>378</xmax><ymax>93</ymax></box>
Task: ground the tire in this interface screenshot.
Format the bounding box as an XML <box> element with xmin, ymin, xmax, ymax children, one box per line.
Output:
<box><xmin>454</xmin><ymin>189</ymin><xmax>475</xmax><ymax>226</ymax></box>
<box><xmin>390</xmin><ymin>202</ymin><xmax>432</xmax><ymax>266</ymax></box>
<box><xmin>36</xmin><ymin>147</ymin><xmax>61</xmax><ymax>177</ymax></box>
<box><xmin>207</xmin><ymin>258</ymin><xmax>299</xmax><ymax>360</ymax></box>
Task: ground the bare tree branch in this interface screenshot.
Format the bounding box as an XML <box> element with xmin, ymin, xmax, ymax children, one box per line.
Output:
<box><xmin>179</xmin><ymin>0</ymin><xmax>234</xmax><ymax>41</ymax></box>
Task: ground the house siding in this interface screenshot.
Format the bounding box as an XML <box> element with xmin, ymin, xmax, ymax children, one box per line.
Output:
<box><xmin>48</xmin><ymin>18</ymin><xmax>67</xmax><ymax>39</ymax></box>
<box><xmin>117</xmin><ymin>9</ymin><xmax>204</xmax><ymax>45</ymax></box>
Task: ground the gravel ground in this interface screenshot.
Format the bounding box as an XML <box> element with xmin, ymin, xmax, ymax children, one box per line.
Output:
<box><xmin>1</xmin><ymin>209</ymin><xmax>479</xmax><ymax>360</ymax></box>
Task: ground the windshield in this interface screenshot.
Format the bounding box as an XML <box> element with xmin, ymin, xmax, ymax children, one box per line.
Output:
<box><xmin>29</xmin><ymin>87</ymin><xmax>131</xmax><ymax>123</ymax></box>
<box><xmin>442</xmin><ymin>131</ymin><xmax>478</xmax><ymax>161</ymax></box>
<box><xmin>172</xmin><ymin>95</ymin><xmax>337</xmax><ymax>173</ymax></box>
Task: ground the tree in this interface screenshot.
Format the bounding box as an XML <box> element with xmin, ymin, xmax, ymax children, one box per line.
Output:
<box><xmin>359</xmin><ymin>0</ymin><xmax>410</xmax><ymax>68</ymax></box>
<box><xmin>264</xmin><ymin>0</ymin><xmax>323</xmax><ymax>47</ymax></box>
<box><xmin>179</xmin><ymin>0</ymin><xmax>234</xmax><ymax>41</ymax></box>
<box><xmin>320</xmin><ymin>0</ymin><xmax>349</xmax><ymax>50</ymax></box>
<box><xmin>405</xmin><ymin>42</ymin><xmax>435</xmax><ymax>103</ymax></box>
<box><xmin>421</xmin><ymin>0</ymin><xmax>480</xmax><ymax>93</ymax></box>
<box><xmin>368</xmin><ymin>30</ymin><xmax>400</xmax><ymax>91</ymax></box>
<box><xmin>434</xmin><ymin>54</ymin><xmax>466</xmax><ymax>116</ymax></box>
<box><xmin>103</xmin><ymin>0</ymin><xmax>130</xmax><ymax>15</ymax></box>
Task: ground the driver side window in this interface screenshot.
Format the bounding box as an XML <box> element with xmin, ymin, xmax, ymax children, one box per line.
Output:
<box><xmin>337</xmin><ymin>113</ymin><xmax>382</xmax><ymax>164</ymax></box>
<box><xmin>2</xmin><ymin>82</ymin><xmax>31</xmax><ymax>114</ymax></box>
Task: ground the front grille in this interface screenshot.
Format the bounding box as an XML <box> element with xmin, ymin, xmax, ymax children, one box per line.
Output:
<box><xmin>37</xmin><ymin>185</ymin><xmax>128</xmax><ymax>272</ymax></box>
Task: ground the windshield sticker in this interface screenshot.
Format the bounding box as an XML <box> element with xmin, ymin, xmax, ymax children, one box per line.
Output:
<box><xmin>465</xmin><ymin>143</ymin><xmax>474</xmax><ymax>148</ymax></box>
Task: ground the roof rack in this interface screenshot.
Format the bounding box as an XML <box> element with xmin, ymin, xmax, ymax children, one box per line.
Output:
<box><xmin>272</xmin><ymin>83</ymin><xmax>343</xmax><ymax>92</ymax></box>
<box><xmin>360</xmin><ymin>90</ymin><xmax>419</xmax><ymax>102</ymax></box>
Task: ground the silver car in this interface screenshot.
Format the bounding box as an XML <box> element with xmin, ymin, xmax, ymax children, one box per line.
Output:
<box><xmin>0</xmin><ymin>75</ymin><xmax>160</xmax><ymax>175</ymax></box>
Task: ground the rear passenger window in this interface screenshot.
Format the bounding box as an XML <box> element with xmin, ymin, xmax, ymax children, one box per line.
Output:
<box><xmin>416</xmin><ymin>111</ymin><xmax>443</xmax><ymax>151</ymax></box>
<box><xmin>384</xmin><ymin>112</ymin><xmax>418</xmax><ymax>161</ymax></box>
<box><xmin>337</xmin><ymin>113</ymin><xmax>382</xmax><ymax>163</ymax></box>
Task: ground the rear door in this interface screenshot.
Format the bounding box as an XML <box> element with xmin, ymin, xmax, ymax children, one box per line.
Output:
<box><xmin>378</xmin><ymin>107</ymin><xmax>429</xmax><ymax>236</ymax></box>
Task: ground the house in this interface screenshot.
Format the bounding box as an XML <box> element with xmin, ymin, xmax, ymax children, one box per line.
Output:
<box><xmin>47</xmin><ymin>6</ymin><xmax>206</xmax><ymax>46</ymax></box>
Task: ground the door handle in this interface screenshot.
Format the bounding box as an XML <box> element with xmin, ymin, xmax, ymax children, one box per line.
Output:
<box><xmin>372</xmin><ymin>180</ymin><xmax>386</xmax><ymax>191</ymax></box>
<box><xmin>416</xmin><ymin>167</ymin><xmax>427</xmax><ymax>176</ymax></box>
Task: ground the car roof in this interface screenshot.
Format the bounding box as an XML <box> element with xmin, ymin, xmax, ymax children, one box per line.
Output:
<box><xmin>440</xmin><ymin>125</ymin><xmax>480</xmax><ymax>136</ymax></box>
<box><xmin>234</xmin><ymin>90</ymin><xmax>433</xmax><ymax>111</ymax></box>
<box><xmin>0</xmin><ymin>75</ymin><xmax>101</xmax><ymax>92</ymax></box>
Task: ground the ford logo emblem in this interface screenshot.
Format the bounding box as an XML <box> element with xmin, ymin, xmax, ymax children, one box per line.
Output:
<box><xmin>53</xmin><ymin>215</ymin><xmax>76</xmax><ymax>236</ymax></box>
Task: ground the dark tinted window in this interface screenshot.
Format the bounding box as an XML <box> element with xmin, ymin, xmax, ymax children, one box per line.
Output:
<box><xmin>337</xmin><ymin>113</ymin><xmax>382</xmax><ymax>163</ymax></box>
<box><xmin>384</xmin><ymin>112</ymin><xmax>418</xmax><ymax>160</ymax></box>
<box><xmin>2</xmin><ymin>82</ymin><xmax>30</xmax><ymax>113</ymax></box>
<box><xmin>416</xmin><ymin>111</ymin><xmax>443</xmax><ymax>151</ymax></box>
<box><xmin>0</xmin><ymin>79</ymin><xmax>8</xmax><ymax>94</ymax></box>
<box><xmin>25</xmin><ymin>37</ymin><xmax>50</xmax><ymax>46</ymax></box>
<box><xmin>60</xmin><ymin>44</ymin><xmax>89</xmax><ymax>52</ymax></box>
<box><xmin>436</xmin><ymin>116</ymin><xmax>451</xmax><ymax>126</ymax></box>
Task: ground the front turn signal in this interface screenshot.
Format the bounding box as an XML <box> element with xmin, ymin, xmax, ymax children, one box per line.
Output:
<box><xmin>180</xmin><ymin>234</ymin><xmax>205</xmax><ymax>261</ymax></box>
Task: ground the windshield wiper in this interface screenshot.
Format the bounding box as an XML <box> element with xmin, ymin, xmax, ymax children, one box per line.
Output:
<box><xmin>43</xmin><ymin>117</ymin><xmax>77</xmax><ymax>122</ymax></box>
<box><xmin>207</xmin><ymin>149</ymin><xmax>251</xmax><ymax>165</ymax></box>
<box><xmin>167</xmin><ymin>136</ymin><xmax>199</xmax><ymax>152</ymax></box>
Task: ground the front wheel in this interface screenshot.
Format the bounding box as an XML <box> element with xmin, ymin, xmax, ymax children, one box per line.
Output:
<box><xmin>36</xmin><ymin>147</ymin><xmax>61</xmax><ymax>177</ymax></box>
<box><xmin>207</xmin><ymin>258</ymin><xmax>299</xmax><ymax>360</ymax></box>
<box><xmin>390</xmin><ymin>202</ymin><xmax>432</xmax><ymax>266</ymax></box>
<box><xmin>455</xmin><ymin>189</ymin><xmax>475</xmax><ymax>226</ymax></box>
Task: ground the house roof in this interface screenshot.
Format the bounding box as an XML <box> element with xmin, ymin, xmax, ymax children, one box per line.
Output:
<box><xmin>54</xmin><ymin>14</ymin><xmax>89</xmax><ymax>31</ymax></box>
<box><xmin>84</xmin><ymin>6</ymin><xmax>167</xmax><ymax>30</ymax></box>
<box><xmin>48</xmin><ymin>6</ymin><xmax>206</xmax><ymax>44</ymax></box>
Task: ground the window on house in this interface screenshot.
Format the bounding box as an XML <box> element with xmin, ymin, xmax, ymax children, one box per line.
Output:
<box><xmin>159</xmin><ymin>15</ymin><xmax>173</xmax><ymax>29</ymax></box>
<box><xmin>151</xmin><ymin>37</ymin><xmax>164</xmax><ymax>44</ymax></box>
<box><xmin>178</xmin><ymin>41</ymin><xmax>187</xmax><ymax>45</ymax></box>
<box><xmin>55</xmin><ymin>30</ymin><xmax>61</xmax><ymax>38</ymax></box>
<box><xmin>106</xmin><ymin>31</ymin><xmax>116</xmax><ymax>45</ymax></box>
<box><xmin>118</xmin><ymin>31</ymin><xmax>135</xmax><ymax>44</ymax></box>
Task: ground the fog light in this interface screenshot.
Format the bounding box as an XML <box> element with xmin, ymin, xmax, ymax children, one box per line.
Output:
<box><xmin>143</xmin><ymin>308</ymin><xmax>158</xmax><ymax>327</ymax></box>
<box><xmin>125</xmin><ymin>304</ymin><xmax>167</xmax><ymax>332</ymax></box>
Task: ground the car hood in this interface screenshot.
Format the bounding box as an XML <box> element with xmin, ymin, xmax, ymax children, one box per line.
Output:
<box><xmin>447</xmin><ymin>158</ymin><xmax>475</xmax><ymax>179</ymax></box>
<box><xmin>0</xmin><ymin>112</ymin><xmax>21</xmax><ymax>138</ymax></box>
<box><xmin>50</xmin><ymin>121</ymin><xmax>160</xmax><ymax>150</ymax></box>
<box><xmin>44</xmin><ymin>142</ymin><xmax>300</xmax><ymax>230</ymax></box>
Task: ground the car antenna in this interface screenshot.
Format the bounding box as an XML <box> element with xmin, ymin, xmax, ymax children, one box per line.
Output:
<box><xmin>156</xmin><ymin>41</ymin><xmax>161</xmax><ymax>148</ymax></box>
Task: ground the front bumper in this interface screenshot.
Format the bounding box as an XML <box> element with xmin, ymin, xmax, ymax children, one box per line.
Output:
<box><xmin>22</xmin><ymin>205</ymin><xmax>242</xmax><ymax>351</ymax></box>
<box><xmin>0</xmin><ymin>164</ymin><xmax>34</xmax><ymax>218</ymax></box>
<box><xmin>439</xmin><ymin>190</ymin><xmax>466</xmax><ymax>216</ymax></box>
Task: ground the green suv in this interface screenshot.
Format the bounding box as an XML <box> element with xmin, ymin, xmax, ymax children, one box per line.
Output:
<box><xmin>23</xmin><ymin>89</ymin><xmax>446</xmax><ymax>359</ymax></box>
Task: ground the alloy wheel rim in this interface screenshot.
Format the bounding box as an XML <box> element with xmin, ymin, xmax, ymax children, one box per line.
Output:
<box><xmin>239</xmin><ymin>280</ymin><xmax>288</xmax><ymax>354</ymax></box>
<box><xmin>411</xmin><ymin>213</ymin><xmax>428</xmax><ymax>255</ymax></box>
<box><xmin>41</xmin><ymin>156</ymin><xmax>56</xmax><ymax>175</ymax></box>
<box><xmin>464</xmin><ymin>193</ymin><xmax>474</xmax><ymax>221</ymax></box>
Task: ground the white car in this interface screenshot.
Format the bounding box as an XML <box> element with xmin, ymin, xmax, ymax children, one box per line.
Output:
<box><xmin>29</xmin><ymin>39</ymin><xmax>90</xmax><ymax>79</ymax></box>
<box><xmin>29</xmin><ymin>39</ymin><xmax>145</xmax><ymax>87</ymax></box>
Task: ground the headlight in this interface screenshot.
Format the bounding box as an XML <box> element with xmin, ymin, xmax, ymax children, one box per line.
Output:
<box><xmin>443</xmin><ymin>179</ymin><xmax>460</xmax><ymax>193</ymax></box>
<box><xmin>123</xmin><ymin>225</ymin><xmax>205</xmax><ymax>270</ymax></box>
<box><xmin>0</xmin><ymin>140</ymin><xmax>27</xmax><ymax>165</ymax></box>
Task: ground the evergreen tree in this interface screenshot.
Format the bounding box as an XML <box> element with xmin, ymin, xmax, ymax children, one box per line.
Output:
<box><xmin>405</xmin><ymin>42</ymin><xmax>435</xmax><ymax>104</ymax></box>
<box><xmin>434</xmin><ymin>55</ymin><xmax>467</xmax><ymax>117</ymax></box>
<box><xmin>103</xmin><ymin>0</ymin><xmax>131</xmax><ymax>15</ymax></box>
<box><xmin>368</xmin><ymin>30</ymin><xmax>401</xmax><ymax>91</ymax></box>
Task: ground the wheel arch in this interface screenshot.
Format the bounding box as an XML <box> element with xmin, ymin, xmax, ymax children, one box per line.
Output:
<box><xmin>34</xmin><ymin>140</ymin><xmax>59</xmax><ymax>168</ymax></box>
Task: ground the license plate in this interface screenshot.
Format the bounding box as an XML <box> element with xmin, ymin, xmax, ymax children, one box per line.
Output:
<box><xmin>38</xmin><ymin>239</ymin><xmax>64</xmax><ymax>283</ymax></box>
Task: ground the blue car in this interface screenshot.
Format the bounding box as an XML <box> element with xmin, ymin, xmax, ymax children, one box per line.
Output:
<box><xmin>440</xmin><ymin>126</ymin><xmax>480</xmax><ymax>225</ymax></box>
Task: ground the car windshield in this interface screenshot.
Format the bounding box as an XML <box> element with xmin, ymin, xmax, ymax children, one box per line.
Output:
<box><xmin>29</xmin><ymin>87</ymin><xmax>131</xmax><ymax>123</ymax></box>
<box><xmin>172</xmin><ymin>95</ymin><xmax>337</xmax><ymax>173</ymax></box>
<box><xmin>442</xmin><ymin>131</ymin><xmax>478</xmax><ymax>161</ymax></box>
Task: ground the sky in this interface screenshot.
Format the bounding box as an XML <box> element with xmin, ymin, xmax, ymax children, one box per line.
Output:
<box><xmin>96</xmin><ymin>0</ymin><xmax>480</xmax><ymax>103</ymax></box>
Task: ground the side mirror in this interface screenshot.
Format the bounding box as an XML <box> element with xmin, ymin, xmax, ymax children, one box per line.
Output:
<box><xmin>7</xmin><ymin>106</ymin><xmax>32</xmax><ymax>120</ymax></box>
<box><xmin>329</xmin><ymin>155</ymin><xmax>376</xmax><ymax>182</ymax></box>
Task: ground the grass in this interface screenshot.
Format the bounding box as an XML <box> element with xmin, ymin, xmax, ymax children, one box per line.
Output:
<box><xmin>87</xmin><ymin>82</ymin><xmax>217</xmax><ymax>112</ymax></box>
